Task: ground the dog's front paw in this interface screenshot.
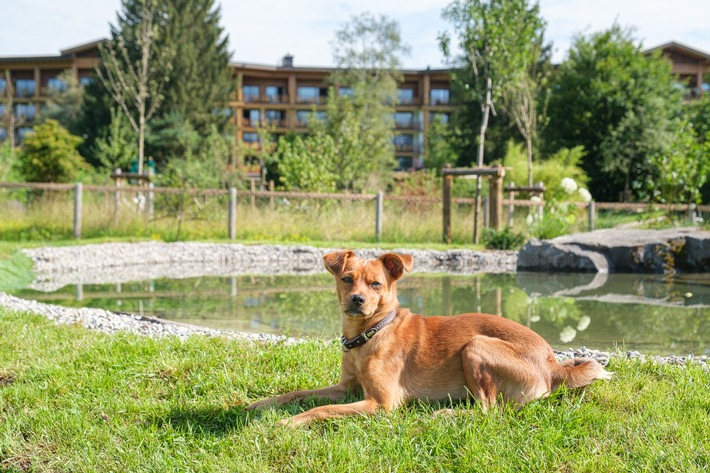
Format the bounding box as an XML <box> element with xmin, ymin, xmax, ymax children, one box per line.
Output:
<box><xmin>245</xmin><ymin>398</ymin><xmax>276</xmax><ymax>411</ymax></box>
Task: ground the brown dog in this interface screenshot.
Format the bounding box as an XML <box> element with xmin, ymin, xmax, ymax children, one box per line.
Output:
<box><xmin>247</xmin><ymin>250</ymin><xmax>612</xmax><ymax>426</ymax></box>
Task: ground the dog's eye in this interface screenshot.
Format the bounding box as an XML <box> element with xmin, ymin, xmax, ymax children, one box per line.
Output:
<box><xmin>341</xmin><ymin>276</ymin><xmax>353</xmax><ymax>284</ymax></box>
<box><xmin>371</xmin><ymin>281</ymin><xmax>382</xmax><ymax>288</ymax></box>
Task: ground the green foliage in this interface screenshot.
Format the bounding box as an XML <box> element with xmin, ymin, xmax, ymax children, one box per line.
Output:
<box><xmin>0</xmin><ymin>143</ymin><xmax>19</xmax><ymax>181</ymax></box>
<box><xmin>155</xmin><ymin>0</ymin><xmax>234</xmax><ymax>136</ymax></box>
<box><xmin>94</xmin><ymin>107</ymin><xmax>138</xmax><ymax>172</ymax></box>
<box><xmin>271</xmin><ymin>134</ymin><xmax>337</xmax><ymax>192</ymax></box>
<box><xmin>321</xmin><ymin>88</ymin><xmax>397</xmax><ymax>191</ymax></box>
<box><xmin>73</xmin><ymin>78</ymin><xmax>115</xmax><ymax>167</ymax></box>
<box><xmin>323</xmin><ymin>12</ymin><xmax>409</xmax><ymax>191</ymax></box>
<box><xmin>648</xmin><ymin>120</ymin><xmax>710</xmax><ymax>205</ymax></box>
<box><xmin>16</xmin><ymin>119</ymin><xmax>89</xmax><ymax>183</ymax></box>
<box><xmin>482</xmin><ymin>226</ymin><xmax>525</xmax><ymax>250</ymax></box>
<box><xmin>425</xmin><ymin>115</ymin><xmax>457</xmax><ymax>173</ymax></box>
<box><xmin>441</xmin><ymin>0</ymin><xmax>548</xmax><ymax>169</ymax></box>
<box><xmin>441</xmin><ymin>0</ymin><xmax>547</xmax><ymax>107</ymax></box>
<box><xmin>503</xmin><ymin>141</ymin><xmax>590</xmax><ymax>196</ymax></box>
<box><xmin>43</xmin><ymin>70</ymin><xmax>85</xmax><ymax>130</ymax></box>
<box><xmin>545</xmin><ymin>24</ymin><xmax>681</xmax><ymax>201</ymax></box>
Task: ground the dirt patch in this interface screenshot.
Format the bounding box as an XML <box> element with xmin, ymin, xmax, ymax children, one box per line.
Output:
<box><xmin>0</xmin><ymin>370</ymin><xmax>16</xmax><ymax>387</ymax></box>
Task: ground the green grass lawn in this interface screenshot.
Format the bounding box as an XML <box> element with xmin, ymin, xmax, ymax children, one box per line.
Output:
<box><xmin>0</xmin><ymin>308</ymin><xmax>708</xmax><ymax>472</ymax></box>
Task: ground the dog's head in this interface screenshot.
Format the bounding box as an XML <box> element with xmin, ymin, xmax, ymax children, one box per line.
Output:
<box><xmin>323</xmin><ymin>250</ymin><xmax>413</xmax><ymax>319</ymax></box>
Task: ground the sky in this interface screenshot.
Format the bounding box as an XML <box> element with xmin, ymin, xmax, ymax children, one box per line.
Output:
<box><xmin>0</xmin><ymin>0</ymin><xmax>709</xmax><ymax>68</ymax></box>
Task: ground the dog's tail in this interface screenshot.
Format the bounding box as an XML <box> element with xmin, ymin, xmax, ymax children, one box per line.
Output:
<box><xmin>552</xmin><ymin>358</ymin><xmax>613</xmax><ymax>390</ymax></box>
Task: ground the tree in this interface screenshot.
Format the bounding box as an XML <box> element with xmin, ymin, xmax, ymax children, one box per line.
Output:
<box><xmin>16</xmin><ymin>119</ymin><xmax>89</xmax><ymax>183</ymax></box>
<box><xmin>440</xmin><ymin>0</ymin><xmax>547</xmax><ymax>242</ymax></box>
<box><xmin>271</xmin><ymin>133</ymin><xmax>338</xmax><ymax>193</ymax></box>
<box><xmin>502</xmin><ymin>45</ymin><xmax>552</xmax><ymax>186</ymax></box>
<box><xmin>94</xmin><ymin>107</ymin><xmax>138</xmax><ymax>171</ymax></box>
<box><xmin>316</xmin><ymin>88</ymin><xmax>396</xmax><ymax>191</ymax></box>
<box><xmin>44</xmin><ymin>70</ymin><xmax>85</xmax><ymax>129</ymax></box>
<box><xmin>324</xmin><ymin>12</ymin><xmax>410</xmax><ymax>191</ymax></box>
<box><xmin>648</xmin><ymin>120</ymin><xmax>710</xmax><ymax>205</ymax></box>
<box><xmin>545</xmin><ymin>25</ymin><xmax>681</xmax><ymax>201</ymax></box>
<box><xmin>155</xmin><ymin>0</ymin><xmax>234</xmax><ymax>136</ymax></box>
<box><xmin>96</xmin><ymin>0</ymin><xmax>174</xmax><ymax>174</ymax></box>
<box><xmin>425</xmin><ymin>115</ymin><xmax>457</xmax><ymax>173</ymax></box>
<box><xmin>1</xmin><ymin>69</ymin><xmax>25</xmax><ymax>162</ymax></box>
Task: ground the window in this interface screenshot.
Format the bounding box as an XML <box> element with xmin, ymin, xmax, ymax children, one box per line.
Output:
<box><xmin>339</xmin><ymin>87</ymin><xmax>353</xmax><ymax>97</ymax></box>
<box><xmin>0</xmin><ymin>128</ymin><xmax>6</xmax><ymax>141</ymax></box>
<box><xmin>297</xmin><ymin>86</ymin><xmax>325</xmax><ymax>103</ymax></box>
<box><xmin>398</xmin><ymin>88</ymin><xmax>414</xmax><ymax>104</ymax></box>
<box><xmin>15</xmin><ymin>103</ymin><xmax>36</xmax><ymax>120</ymax></box>
<box><xmin>264</xmin><ymin>110</ymin><xmax>285</xmax><ymax>125</ymax></box>
<box><xmin>79</xmin><ymin>77</ymin><xmax>94</xmax><ymax>86</ymax></box>
<box><xmin>265</xmin><ymin>86</ymin><xmax>285</xmax><ymax>103</ymax></box>
<box><xmin>243</xmin><ymin>109</ymin><xmax>260</xmax><ymax>126</ymax></box>
<box><xmin>296</xmin><ymin>110</ymin><xmax>326</xmax><ymax>126</ymax></box>
<box><xmin>0</xmin><ymin>78</ymin><xmax>6</xmax><ymax>95</ymax></box>
<box><xmin>395</xmin><ymin>156</ymin><xmax>413</xmax><ymax>171</ymax></box>
<box><xmin>393</xmin><ymin>112</ymin><xmax>414</xmax><ymax>128</ymax></box>
<box><xmin>242</xmin><ymin>132</ymin><xmax>259</xmax><ymax>143</ymax></box>
<box><xmin>17</xmin><ymin>127</ymin><xmax>33</xmax><ymax>143</ymax></box>
<box><xmin>430</xmin><ymin>88</ymin><xmax>450</xmax><ymax>105</ymax></box>
<box><xmin>393</xmin><ymin>134</ymin><xmax>414</xmax><ymax>152</ymax></box>
<box><xmin>0</xmin><ymin>104</ymin><xmax>5</xmax><ymax>116</ymax></box>
<box><xmin>15</xmin><ymin>79</ymin><xmax>35</xmax><ymax>98</ymax></box>
<box><xmin>47</xmin><ymin>77</ymin><xmax>68</xmax><ymax>94</ymax></box>
<box><xmin>242</xmin><ymin>85</ymin><xmax>260</xmax><ymax>102</ymax></box>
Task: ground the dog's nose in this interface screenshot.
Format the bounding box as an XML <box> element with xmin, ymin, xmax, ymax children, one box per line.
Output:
<box><xmin>350</xmin><ymin>294</ymin><xmax>366</xmax><ymax>306</ymax></box>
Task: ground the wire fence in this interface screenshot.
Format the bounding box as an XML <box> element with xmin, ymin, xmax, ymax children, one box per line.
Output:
<box><xmin>0</xmin><ymin>181</ymin><xmax>707</xmax><ymax>243</ymax></box>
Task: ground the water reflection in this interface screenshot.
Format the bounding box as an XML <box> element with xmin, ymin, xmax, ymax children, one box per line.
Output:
<box><xmin>13</xmin><ymin>272</ymin><xmax>710</xmax><ymax>355</ymax></box>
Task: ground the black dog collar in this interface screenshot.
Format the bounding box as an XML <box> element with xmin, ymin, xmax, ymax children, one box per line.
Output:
<box><xmin>340</xmin><ymin>308</ymin><xmax>397</xmax><ymax>352</ymax></box>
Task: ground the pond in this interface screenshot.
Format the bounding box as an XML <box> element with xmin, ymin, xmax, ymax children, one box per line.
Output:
<box><xmin>13</xmin><ymin>271</ymin><xmax>710</xmax><ymax>355</ymax></box>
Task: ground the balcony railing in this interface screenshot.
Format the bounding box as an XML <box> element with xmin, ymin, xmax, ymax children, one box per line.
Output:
<box><xmin>394</xmin><ymin>121</ymin><xmax>420</xmax><ymax>130</ymax></box>
<box><xmin>243</xmin><ymin>94</ymin><xmax>290</xmax><ymax>104</ymax></box>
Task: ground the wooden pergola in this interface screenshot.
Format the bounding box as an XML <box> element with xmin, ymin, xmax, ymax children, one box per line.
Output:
<box><xmin>442</xmin><ymin>164</ymin><xmax>507</xmax><ymax>244</ymax></box>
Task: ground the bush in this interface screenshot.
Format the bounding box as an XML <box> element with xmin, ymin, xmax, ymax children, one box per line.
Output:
<box><xmin>482</xmin><ymin>227</ymin><xmax>526</xmax><ymax>250</ymax></box>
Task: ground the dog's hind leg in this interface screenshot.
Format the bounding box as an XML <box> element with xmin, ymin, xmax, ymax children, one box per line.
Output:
<box><xmin>461</xmin><ymin>335</ymin><xmax>550</xmax><ymax>411</ymax></box>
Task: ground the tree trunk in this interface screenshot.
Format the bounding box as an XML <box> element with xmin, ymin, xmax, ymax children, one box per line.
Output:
<box><xmin>526</xmin><ymin>135</ymin><xmax>533</xmax><ymax>187</ymax></box>
<box><xmin>473</xmin><ymin>77</ymin><xmax>492</xmax><ymax>244</ymax></box>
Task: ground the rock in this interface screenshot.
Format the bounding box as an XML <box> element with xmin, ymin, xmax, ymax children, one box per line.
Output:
<box><xmin>517</xmin><ymin>228</ymin><xmax>710</xmax><ymax>273</ymax></box>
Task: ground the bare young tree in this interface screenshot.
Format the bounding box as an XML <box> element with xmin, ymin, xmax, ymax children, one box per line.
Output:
<box><xmin>96</xmin><ymin>0</ymin><xmax>172</xmax><ymax>174</ymax></box>
<box><xmin>504</xmin><ymin>71</ymin><xmax>546</xmax><ymax>187</ymax></box>
<box><xmin>441</xmin><ymin>0</ymin><xmax>546</xmax><ymax>242</ymax></box>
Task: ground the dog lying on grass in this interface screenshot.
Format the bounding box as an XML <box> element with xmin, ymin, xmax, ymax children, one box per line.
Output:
<box><xmin>247</xmin><ymin>250</ymin><xmax>612</xmax><ymax>426</ymax></box>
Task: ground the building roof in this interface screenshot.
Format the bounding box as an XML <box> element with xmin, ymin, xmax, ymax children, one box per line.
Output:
<box><xmin>644</xmin><ymin>41</ymin><xmax>710</xmax><ymax>63</ymax></box>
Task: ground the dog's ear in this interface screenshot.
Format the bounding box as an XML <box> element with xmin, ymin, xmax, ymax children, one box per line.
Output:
<box><xmin>323</xmin><ymin>250</ymin><xmax>355</xmax><ymax>276</ymax></box>
<box><xmin>379</xmin><ymin>253</ymin><xmax>413</xmax><ymax>281</ymax></box>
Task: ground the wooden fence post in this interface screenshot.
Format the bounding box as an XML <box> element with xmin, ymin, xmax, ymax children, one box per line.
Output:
<box><xmin>375</xmin><ymin>191</ymin><xmax>384</xmax><ymax>243</ymax></box>
<box><xmin>73</xmin><ymin>182</ymin><xmax>82</xmax><ymax>239</ymax></box>
<box><xmin>147</xmin><ymin>182</ymin><xmax>154</xmax><ymax>220</ymax></box>
<box><xmin>269</xmin><ymin>180</ymin><xmax>275</xmax><ymax>210</ymax></box>
<box><xmin>489</xmin><ymin>166</ymin><xmax>505</xmax><ymax>230</ymax></box>
<box><xmin>228</xmin><ymin>187</ymin><xmax>237</xmax><ymax>240</ymax></box>
<box><xmin>588</xmin><ymin>201</ymin><xmax>596</xmax><ymax>232</ymax></box>
<box><xmin>442</xmin><ymin>165</ymin><xmax>453</xmax><ymax>244</ymax></box>
<box><xmin>250</xmin><ymin>180</ymin><xmax>256</xmax><ymax>210</ymax></box>
<box><xmin>483</xmin><ymin>197</ymin><xmax>490</xmax><ymax>229</ymax></box>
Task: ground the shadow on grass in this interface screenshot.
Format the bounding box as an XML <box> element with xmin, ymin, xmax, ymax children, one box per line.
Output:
<box><xmin>154</xmin><ymin>404</ymin><xmax>260</xmax><ymax>436</ymax></box>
